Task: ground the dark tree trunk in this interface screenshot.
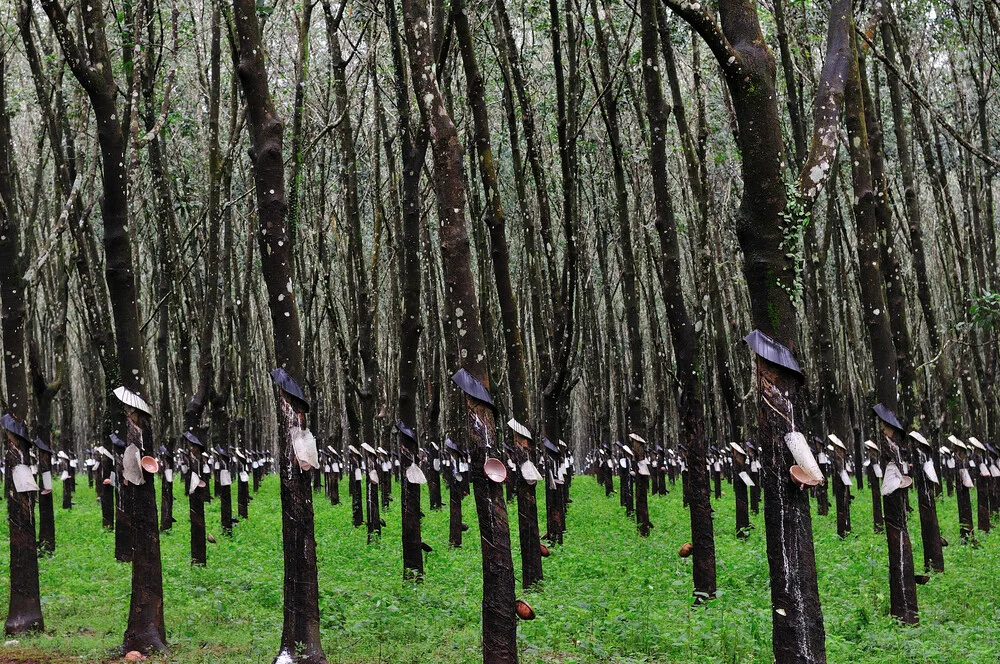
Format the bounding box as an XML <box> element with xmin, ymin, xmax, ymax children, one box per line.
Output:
<box><xmin>350</xmin><ymin>453</ymin><xmax>364</xmax><ymax>528</ymax></box>
<box><xmin>977</xmin><ymin>470</ymin><xmax>991</xmax><ymax>534</ymax></box>
<box><xmin>366</xmin><ymin>453</ymin><xmax>382</xmax><ymax>542</ymax></box>
<box><xmin>448</xmin><ymin>456</ymin><xmax>465</xmax><ymax>547</ymax></box>
<box><xmin>402</xmin><ymin>0</ymin><xmax>518</xmax><ymax>655</ymax></box>
<box><xmin>188</xmin><ymin>437</ymin><xmax>207</xmax><ymax>565</ymax></box>
<box><xmin>644</xmin><ymin>0</ymin><xmax>714</xmax><ymax>598</ymax></box>
<box><xmin>115</xmin><ymin>447</ymin><xmax>134</xmax><ymax>562</ymax></box>
<box><xmin>233</xmin><ymin>0</ymin><xmax>327</xmax><ymax>659</ymax></box>
<box><xmin>37</xmin><ymin>452</ymin><xmax>55</xmax><ymax>554</ymax></box>
<box><xmin>858</xmin><ymin>48</ymin><xmax>943</xmax><ymax>575</ymax></box>
<box><xmin>833</xmin><ymin>452</ymin><xmax>852</xmax><ymax>539</ymax></box>
<box><xmin>957</xmin><ymin>468</ymin><xmax>974</xmax><ymax>542</ymax></box>
<box><xmin>29</xmin><ymin>316</ymin><xmax>66</xmax><ymax>553</ymax></box>
<box><xmin>734</xmin><ymin>456</ymin><xmax>751</xmax><ymax>539</ymax></box>
<box><xmin>427</xmin><ymin>446</ymin><xmax>442</xmax><ymax>510</ymax></box>
<box><xmin>663</xmin><ymin>0</ymin><xmax>828</xmax><ymax>656</ymax></box>
<box><xmin>379</xmin><ymin>0</ymin><xmax>426</xmax><ymax>577</ymax></box>
<box><xmin>183</xmin><ymin>0</ymin><xmax>223</xmax><ymax>553</ymax></box>
<box><xmin>41</xmin><ymin>0</ymin><xmax>166</xmax><ymax>649</ymax></box>
<box><xmin>453</xmin><ymin>0</ymin><xmax>542</xmax><ymax>589</ymax></box>
<box><xmin>214</xmin><ymin>408</ymin><xmax>233</xmax><ymax>537</ymax></box>
<box><xmin>844</xmin><ymin>22</ymin><xmax>918</xmax><ymax>625</ymax></box>
<box><xmin>101</xmin><ymin>453</ymin><xmax>115</xmax><ymax>530</ymax></box>
<box><xmin>238</xmin><ymin>462</ymin><xmax>250</xmax><ymax>520</ymax></box>
<box><xmin>593</xmin><ymin>0</ymin><xmax>648</xmax><ymax>537</ymax></box>
<box><xmin>865</xmin><ymin>457</ymin><xmax>884</xmax><ymax>533</ymax></box>
<box><xmin>0</xmin><ymin>47</ymin><xmax>43</xmax><ymax>632</ymax></box>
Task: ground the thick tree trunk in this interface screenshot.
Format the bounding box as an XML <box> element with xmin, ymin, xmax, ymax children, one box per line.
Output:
<box><xmin>0</xmin><ymin>48</ymin><xmax>43</xmax><ymax>633</ymax></box>
<box><xmin>844</xmin><ymin>23</ymin><xmax>918</xmax><ymax>625</ymax></box>
<box><xmin>663</xmin><ymin>0</ymin><xmax>827</xmax><ymax>656</ymax></box>
<box><xmin>453</xmin><ymin>0</ymin><xmax>542</xmax><ymax>589</ymax></box>
<box><xmin>40</xmin><ymin>0</ymin><xmax>166</xmax><ymax>649</ymax></box>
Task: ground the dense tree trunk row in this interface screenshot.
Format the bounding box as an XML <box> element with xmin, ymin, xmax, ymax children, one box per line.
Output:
<box><xmin>2</xmin><ymin>0</ymin><xmax>1000</xmax><ymax>660</ymax></box>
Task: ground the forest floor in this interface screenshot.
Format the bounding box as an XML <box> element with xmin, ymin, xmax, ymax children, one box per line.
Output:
<box><xmin>0</xmin><ymin>473</ymin><xmax>998</xmax><ymax>663</ymax></box>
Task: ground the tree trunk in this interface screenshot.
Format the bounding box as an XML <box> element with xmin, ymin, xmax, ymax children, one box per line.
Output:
<box><xmin>233</xmin><ymin>0</ymin><xmax>327</xmax><ymax>659</ymax></box>
<box><xmin>0</xmin><ymin>47</ymin><xmax>44</xmax><ymax>634</ymax></box>
<box><xmin>858</xmin><ymin>48</ymin><xmax>943</xmax><ymax>574</ymax></box>
<box><xmin>644</xmin><ymin>0</ymin><xmax>713</xmax><ymax>598</ymax></box>
<box><xmin>453</xmin><ymin>0</ymin><xmax>542</xmax><ymax>587</ymax></box>
<box><xmin>41</xmin><ymin>0</ymin><xmax>166</xmax><ymax>649</ymax></box>
<box><xmin>663</xmin><ymin>0</ymin><xmax>828</xmax><ymax>656</ymax></box>
<box><xmin>843</xmin><ymin>21</ymin><xmax>918</xmax><ymax>625</ymax></box>
<box><xmin>402</xmin><ymin>0</ymin><xmax>518</xmax><ymax>656</ymax></box>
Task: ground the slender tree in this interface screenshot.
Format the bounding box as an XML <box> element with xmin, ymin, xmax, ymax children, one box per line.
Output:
<box><xmin>402</xmin><ymin>0</ymin><xmax>518</xmax><ymax>657</ymax></box>
<box><xmin>643</xmin><ymin>0</ymin><xmax>713</xmax><ymax>596</ymax></box>
<box><xmin>0</xmin><ymin>43</ymin><xmax>45</xmax><ymax>637</ymax></box>
<box><xmin>233</xmin><ymin>0</ymin><xmax>327</xmax><ymax>658</ymax></box>
<box><xmin>42</xmin><ymin>0</ymin><xmax>167</xmax><ymax>650</ymax></box>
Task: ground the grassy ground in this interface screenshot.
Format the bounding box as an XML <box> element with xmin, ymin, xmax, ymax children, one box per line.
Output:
<box><xmin>0</xmin><ymin>473</ymin><xmax>998</xmax><ymax>663</ymax></box>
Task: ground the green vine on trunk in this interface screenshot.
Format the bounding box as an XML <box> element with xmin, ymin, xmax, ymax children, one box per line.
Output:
<box><xmin>778</xmin><ymin>182</ymin><xmax>810</xmax><ymax>301</ymax></box>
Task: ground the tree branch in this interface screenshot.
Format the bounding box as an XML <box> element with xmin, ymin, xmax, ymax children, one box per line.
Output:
<box><xmin>659</xmin><ymin>0</ymin><xmax>742</xmax><ymax>76</ymax></box>
<box><xmin>858</xmin><ymin>28</ymin><xmax>1000</xmax><ymax>173</ymax></box>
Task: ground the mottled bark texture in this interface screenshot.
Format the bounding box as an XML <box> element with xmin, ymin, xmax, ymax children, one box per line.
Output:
<box><xmin>1</xmin><ymin>47</ymin><xmax>43</xmax><ymax>634</ymax></box>
<box><xmin>844</xmin><ymin>22</ymin><xmax>918</xmax><ymax>625</ymax></box>
<box><xmin>645</xmin><ymin>0</ymin><xmax>713</xmax><ymax>598</ymax></box>
<box><xmin>232</xmin><ymin>0</ymin><xmax>326</xmax><ymax>659</ymax></box>
<box><xmin>662</xmin><ymin>0</ymin><xmax>826</xmax><ymax>657</ymax></box>
<box><xmin>453</xmin><ymin>0</ymin><xmax>542</xmax><ymax>589</ymax></box>
<box><xmin>402</xmin><ymin>0</ymin><xmax>518</xmax><ymax>656</ymax></box>
<box><xmin>40</xmin><ymin>0</ymin><xmax>166</xmax><ymax>649</ymax></box>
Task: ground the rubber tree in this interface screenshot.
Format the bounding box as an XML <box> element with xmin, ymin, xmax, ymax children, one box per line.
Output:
<box><xmin>0</xmin><ymin>43</ymin><xmax>45</xmax><ymax>636</ymax></box>
<box><xmin>401</xmin><ymin>0</ymin><xmax>518</xmax><ymax>657</ymax></box>
<box><xmin>660</xmin><ymin>0</ymin><xmax>846</xmax><ymax>657</ymax></box>
<box><xmin>844</xmin><ymin>19</ymin><xmax>919</xmax><ymax>625</ymax></box>
<box><xmin>642</xmin><ymin>0</ymin><xmax>713</xmax><ymax>592</ymax></box>
<box><xmin>452</xmin><ymin>0</ymin><xmax>543</xmax><ymax>586</ymax></box>
<box><xmin>41</xmin><ymin>0</ymin><xmax>167</xmax><ymax>650</ymax></box>
<box><xmin>232</xmin><ymin>0</ymin><xmax>328</xmax><ymax>659</ymax></box>
<box><xmin>375</xmin><ymin>0</ymin><xmax>426</xmax><ymax>578</ymax></box>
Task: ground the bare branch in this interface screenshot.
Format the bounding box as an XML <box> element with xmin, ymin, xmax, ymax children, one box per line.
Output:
<box><xmin>659</xmin><ymin>0</ymin><xmax>742</xmax><ymax>76</ymax></box>
<box><xmin>858</xmin><ymin>28</ymin><xmax>1000</xmax><ymax>173</ymax></box>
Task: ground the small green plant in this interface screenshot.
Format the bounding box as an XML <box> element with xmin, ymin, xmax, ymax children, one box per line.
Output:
<box><xmin>969</xmin><ymin>290</ymin><xmax>1000</xmax><ymax>330</ymax></box>
<box><xmin>777</xmin><ymin>182</ymin><xmax>811</xmax><ymax>302</ymax></box>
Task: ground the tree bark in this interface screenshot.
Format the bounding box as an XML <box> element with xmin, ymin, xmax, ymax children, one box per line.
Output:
<box><xmin>453</xmin><ymin>0</ymin><xmax>542</xmax><ymax>587</ymax></box>
<box><xmin>0</xmin><ymin>45</ymin><xmax>45</xmax><ymax>636</ymax></box>
<box><xmin>662</xmin><ymin>0</ymin><xmax>827</xmax><ymax>656</ymax></box>
<box><xmin>232</xmin><ymin>0</ymin><xmax>327</xmax><ymax>659</ymax></box>
<box><xmin>645</xmin><ymin>0</ymin><xmax>713</xmax><ymax>597</ymax></box>
<box><xmin>381</xmin><ymin>0</ymin><xmax>426</xmax><ymax>574</ymax></box>
<box><xmin>843</xmin><ymin>21</ymin><xmax>918</xmax><ymax>625</ymax></box>
<box><xmin>42</xmin><ymin>0</ymin><xmax>166</xmax><ymax>649</ymax></box>
<box><xmin>402</xmin><ymin>0</ymin><xmax>518</xmax><ymax>657</ymax></box>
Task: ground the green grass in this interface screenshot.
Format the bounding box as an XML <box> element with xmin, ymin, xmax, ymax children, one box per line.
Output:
<box><xmin>1</xmin><ymin>474</ymin><xmax>999</xmax><ymax>663</ymax></box>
